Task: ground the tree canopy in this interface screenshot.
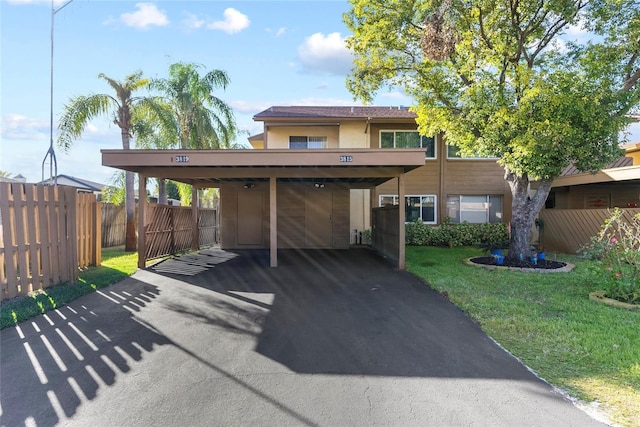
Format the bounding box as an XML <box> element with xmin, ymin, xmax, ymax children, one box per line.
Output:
<box><xmin>345</xmin><ymin>0</ymin><xmax>640</xmax><ymax>257</ymax></box>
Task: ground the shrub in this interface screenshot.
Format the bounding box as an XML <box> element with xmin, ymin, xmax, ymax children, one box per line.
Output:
<box><xmin>580</xmin><ymin>208</ymin><xmax>640</xmax><ymax>304</ymax></box>
<box><xmin>405</xmin><ymin>219</ymin><xmax>509</xmax><ymax>248</ymax></box>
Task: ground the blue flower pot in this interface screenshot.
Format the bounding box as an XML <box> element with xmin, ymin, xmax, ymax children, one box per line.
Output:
<box><xmin>495</xmin><ymin>255</ymin><xmax>505</xmax><ymax>265</ymax></box>
<box><xmin>538</xmin><ymin>252</ymin><xmax>546</xmax><ymax>260</ymax></box>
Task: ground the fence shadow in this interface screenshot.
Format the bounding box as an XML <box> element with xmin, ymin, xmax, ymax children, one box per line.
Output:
<box><xmin>0</xmin><ymin>279</ymin><xmax>167</xmax><ymax>426</ymax></box>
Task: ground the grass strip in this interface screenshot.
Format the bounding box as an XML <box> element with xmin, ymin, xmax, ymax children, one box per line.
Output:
<box><xmin>406</xmin><ymin>246</ymin><xmax>640</xmax><ymax>427</ymax></box>
<box><xmin>0</xmin><ymin>247</ymin><xmax>137</xmax><ymax>330</ymax></box>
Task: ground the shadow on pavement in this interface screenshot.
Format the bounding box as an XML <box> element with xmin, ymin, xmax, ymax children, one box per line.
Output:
<box><xmin>154</xmin><ymin>247</ymin><xmax>536</xmax><ymax>380</ymax></box>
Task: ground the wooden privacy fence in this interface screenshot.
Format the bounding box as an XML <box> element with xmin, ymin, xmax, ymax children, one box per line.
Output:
<box><xmin>144</xmin><ymin>205</ymin><xmax>218</xmax><ymax>261</ymax></box>
<box><xmin>539</xmin><ymin>208</ymin><xmax>640</xmax><ymax>254</ymax></box>
<box><xmin>371</xmin><ymin>206</ymin><xmax>400</xmax><ymax>265</ymax></box>
<box><xmin>0</xmin><ymin>182</ymin><xmax>101</xmax><ymax>302</ymax></box>
<box><xmin>102</xmin><ymin>203</ymin><xmax>127</xmax><ymax>248</ymax></box>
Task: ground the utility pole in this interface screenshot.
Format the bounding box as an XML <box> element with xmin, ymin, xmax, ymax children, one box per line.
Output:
<box><xmin>42</xmin><ymin>0</ymin><xmax>75</xmax><ymax>185</ymax></box>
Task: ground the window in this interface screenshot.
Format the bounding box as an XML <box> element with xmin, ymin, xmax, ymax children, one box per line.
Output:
<box><xmin>446</xmin><ymin>195</ymin><xmax>502</xmax><ymax>223</ymax></box>
<box><xmin>446</xmin><ymin>144</ymin><xmax>496</xmax><ymax>159</ymax></box>
<box><xmin>289</xmin><ymin>136</ymin><xmax>326</xmax><ymax>149</ymax></box>
<box><xmin>379</xmin><ymin>195</ymin><xmax>437</xmax><ymax>224</ymax></box>
<box><xmin>380</xmin><ymin>131</ymin><xmax>435</xmax><ymax>158</ymax></box>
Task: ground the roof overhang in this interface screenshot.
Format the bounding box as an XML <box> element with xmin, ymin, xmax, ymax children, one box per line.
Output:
<box><xmin>549</xmin><ymin>165</ymin><xmax>640</xmax><ymax>187</ymax></box>
<box><xmin>101</xmin><ymin>149</ymin><xmax>426</xmax><ymax>187</ymax></box>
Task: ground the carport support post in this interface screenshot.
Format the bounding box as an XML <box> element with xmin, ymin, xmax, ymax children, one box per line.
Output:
<box><xmin>398</xmin><ymin>174</ymin><xmax>406</xmax><ymax>270</ymax></box>
<box><xmin>138</xmin><ymin>174</ymin><xmax>147</xmax><ymax>269</ymax></box>
<box><xmin>191</xmin><ymin>185</ymin><xmax>198</xmax><ymax>251</ymax></box>
<box><xmin>270</xmin><ymin>176</ymin><xmax>277</xmax><ymax>267</ymax></box>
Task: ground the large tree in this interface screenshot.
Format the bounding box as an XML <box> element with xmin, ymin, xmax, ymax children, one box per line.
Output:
<box><xmin>345</xmin><ymin>0</ymin><xmax>640</xmax><ymax>259</ymax></box>
<box><xmin>144</xmin><ymin>62</ymin><xmax>240</xmax><ymax>204</ymax></box>
<box><xmin>58</xmin><ymin>71</ymin><xmax>154</xmax><ymax>252</ymax></box>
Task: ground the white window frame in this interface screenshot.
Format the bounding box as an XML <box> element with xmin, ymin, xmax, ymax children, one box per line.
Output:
<box><xmin>289</xmin><ymin>136</ymin><xmax>327</xmax><ymax>149</ymax></box>
<box><xmin>446</xmin><ymin>195</ymin><xmax>503</xmax><ymax>223</ymax></box>
<box><xmin>379</xmin><ymin>130</ymin><xmax>436</xmax><ymax>159</ymax></box>
<box><xmin>379</xmin><ymin>194</ymin><xmax>437</xmax><ymax>224</ymax></box>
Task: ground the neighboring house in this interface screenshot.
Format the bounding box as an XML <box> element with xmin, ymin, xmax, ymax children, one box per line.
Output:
<box><xmin>0</xmin><ymin>174</ymin><xmax>27</xmax><ymax>183</ymax></box>
<box><xmin>544</xmin><ymin>143</ymin><xmax>640</xmax><ymax>209</ymax></box>
<box><xmin>35</xmin><ymin>174</ymin><xmax>105</xmax><ymax>199</ymax></box>
<box><xmin>250</xmin><ymin>106</ymin><xmax>511</xmax><ymax>235</ymax></box>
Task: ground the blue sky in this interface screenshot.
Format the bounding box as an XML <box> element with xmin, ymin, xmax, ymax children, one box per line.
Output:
<box><xmin>1</xmin><ymin>0</ymin><xmax>412</xmax><ymax>184</ymax></box>
<box><xmin>1</xmin><ymin>0</ymin><xmax>638</xmax><ymax>185</ymax></box>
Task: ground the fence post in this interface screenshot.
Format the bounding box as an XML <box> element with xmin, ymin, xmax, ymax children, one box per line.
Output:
<box><xmin>192</xmin><ymin>187</ymin><xmax>199</xmax><ymax>251</ymax></box>
<box><xmin>93</xmin><ymin>201</ymin><xmax>102</xmax><ymax>265</ymax></box>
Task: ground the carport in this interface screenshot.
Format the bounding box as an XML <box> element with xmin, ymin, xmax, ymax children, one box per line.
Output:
<box><xmin>101</xmin><ymin>148</ymin><xmax>425</xmax><ymax>269</ymax></box>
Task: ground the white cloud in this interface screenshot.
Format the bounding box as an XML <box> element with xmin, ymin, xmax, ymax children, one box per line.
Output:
<box><xmin>208</xmin><ymin>8</ymin><xmax>249</xmax><ymax>34</ymax></box>
<box><xmin>297</xmin><ymin>32</ymin><xmax>353</xmax><ymax>76</ymax></box>
<box><xmin>119</xmin><ymin>3</ymin><xmax>169</xmax><ymax>29</ymax></box>
<box><xmin>275</xmin><ymin>27</ymin><xmax>286</xmax><ymax>38</ymax></box>
<box><xmin>1</xmin><ymin>114</ymin><xmax>48</xmax><ymax>140</ymax></box>
<box><xmin>182</xmin><ymin>12</ymin><xmax>205</xmax><ymax>31</ymax></box>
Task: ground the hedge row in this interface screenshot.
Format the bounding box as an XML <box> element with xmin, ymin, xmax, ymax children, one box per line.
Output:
<box><xmin>405</xmin><ymin>219</ymin><xmax>509</xmax><ymax>248</ymax></box>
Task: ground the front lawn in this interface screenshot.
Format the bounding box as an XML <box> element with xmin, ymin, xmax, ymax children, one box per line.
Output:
<box><xmin>407</xmin><ymin>246</ymin><xmax>640</xmax><ymax>427</ymax></box>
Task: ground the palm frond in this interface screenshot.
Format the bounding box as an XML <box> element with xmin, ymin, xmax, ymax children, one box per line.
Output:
<box><xmin>57</xmin><ymin>93</ymin><xmax>117</xmax><ymax>152</ymax></box>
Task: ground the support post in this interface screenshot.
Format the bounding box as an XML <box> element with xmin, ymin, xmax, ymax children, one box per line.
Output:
<box><xmin>138</xmin><ymin>174</ymin><xmax>146</xmax><ymax>269</ymax></box>
<box><xmin>192</xmin><ymin>185</ymin><xmax>199</xmax><ymax>251</ymax></box>
<box><xmin>398</xmin><ymin>174</ymin><xmax>406</xmax><ymax>270</ymax></box>
<box><xmin>270</xmin><ymin>176</ymin><xmax>277</xmax><ymax>267</ymax></box>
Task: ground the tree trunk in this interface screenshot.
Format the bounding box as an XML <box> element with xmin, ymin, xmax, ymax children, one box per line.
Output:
<box><xmin>505</xmin><ymin>170</ymin><xmax>553</xmax><ymax>260</ymax></box>
<box><xmin>158</xmin><ymin>178</ymin><xmax>167</xmax><ymax>205</ymax></box>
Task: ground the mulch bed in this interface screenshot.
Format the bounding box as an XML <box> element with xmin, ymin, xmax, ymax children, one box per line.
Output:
<box><xmin>470</xmin><ymin>256</ymin><xmax>567</xmax><ymax>270</ymax></box>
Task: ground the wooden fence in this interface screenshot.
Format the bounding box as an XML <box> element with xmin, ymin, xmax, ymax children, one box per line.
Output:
<box><xmin>539</xmin><ymin>208</ymin><xmax>640</xmax><ymax>254</ymax></box>
<box><xmin>371</xmin><ymin>205</ymin><xmax>400</xmax><ymax>265</ymax></box>
<box><xmin>102</xmin><ymin>203</ymin><xmax>127</xmax><ymax>248</ymax></box>
<box><xmin>144</xmin><ymin>205</ymin><xmax>218</xmax><ymax>260</ymax></box>
<box><xmin>0</xmin><ymin>182</ymin><xmax>101</xmax><ymax>302</ymax></box>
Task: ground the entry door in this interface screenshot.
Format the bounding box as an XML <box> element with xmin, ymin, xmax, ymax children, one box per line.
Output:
<box><xmin>305</xmin><ymin>189</ymin><xmax>333</xmax><ymax>248</ymax></box>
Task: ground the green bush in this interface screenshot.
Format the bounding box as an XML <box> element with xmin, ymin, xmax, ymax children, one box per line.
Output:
<box><xmin>580</xmin><ymin>208</ymin><xmax>640</xmax><ymax>304</ymax></box>
<box><xmin>405</xmin><ymin>219</ymin><xmax>509</xmax><ymax>248</ymax></box>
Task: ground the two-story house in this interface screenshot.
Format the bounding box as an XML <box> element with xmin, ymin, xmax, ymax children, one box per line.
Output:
<box><xmin>102</xmin><ymin>105</ymin><xmax>510</xmax><ymax>268</ymax></box>
<box><xmin>249</xmin><ymin>106</ymin><xmax>511</xmax><ymax>241</ymax></box>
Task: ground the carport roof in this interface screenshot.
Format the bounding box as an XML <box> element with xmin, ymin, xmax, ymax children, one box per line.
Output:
<box><xmin>101</xmin><ymin>148</ymin><xmax>426</xmax><ymax>187</ymax></box>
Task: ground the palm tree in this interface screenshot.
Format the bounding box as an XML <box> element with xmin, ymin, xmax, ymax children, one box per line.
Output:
<box><xmin>147</xmin><ymin>62</ymin><xmax>241</xmax><ymax>204</ymax></box>
<box><xmin>150</xmin><ymin>62</ymin><xmax>239</xmax><ymax>150</ymax></box>
<box><xmin>57</xmin><ymin>71</ymin><xmax>153</xmax><ymax>252</ymax></box>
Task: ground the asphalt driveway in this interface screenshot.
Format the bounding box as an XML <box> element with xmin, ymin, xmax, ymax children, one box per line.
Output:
<box><xmin>1</xmin><ymin>248</ymin><xmax>604</xmax><ymax>426</ymax></box>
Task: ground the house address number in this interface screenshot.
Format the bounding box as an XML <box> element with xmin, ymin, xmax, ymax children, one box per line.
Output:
<box><xmin>339</xmin><ymin>155</ymin><xmax>353</xmax><ymax>163</ymax></box>
<box><xmin>174</xmin><ymin>155</ymin><xmax>190</xmax><ymax>163</ymax></box>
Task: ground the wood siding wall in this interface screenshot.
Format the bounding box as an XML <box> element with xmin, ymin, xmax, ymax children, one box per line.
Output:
<box><xmin>376</xmin><ymin>138</ymin><xmax>511</xmax><ymax>223</ymax></box>
<box><xmin>539</xmin><ymin>208</ymin><xmax>640</xmax><ymax>254</ymax></box>
<box><xmin>0</xmin><ymin>183</ymin><xmax>101</xmax><ymax>302</ymax></box>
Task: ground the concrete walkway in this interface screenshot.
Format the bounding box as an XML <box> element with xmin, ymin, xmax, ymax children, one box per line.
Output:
<box><xmin>1</xmin><ymin>248</ymin><xmax>604</xmax><ymax>426</ymax></box>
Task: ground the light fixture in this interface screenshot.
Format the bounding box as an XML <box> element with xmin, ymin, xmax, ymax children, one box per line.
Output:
<box><xmin>243</xmin><ymin>183</ymin><xmax>255</xmax><ymax>189</ymax></box>
<box><xmin>314</xmin><ymin>183</ymin><xmax>325</xmax><ymax>188</ymax></box>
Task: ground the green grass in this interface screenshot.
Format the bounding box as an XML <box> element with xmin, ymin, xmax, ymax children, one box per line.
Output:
<box><xmin>0</xmin><ymin>247</ymin><xmax>137</xmax><ymax>330</ymax></box>
<box><xmin>407</xmin><ymin>246</ymin><xmax>640</xmax><ymax>427</ymax></box>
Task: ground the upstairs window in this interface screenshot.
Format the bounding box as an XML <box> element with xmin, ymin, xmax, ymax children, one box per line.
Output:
<box><xmin>380</xmin><ymin>131</ymin><xmax>435</xmax><ymax>158</ymax></box>
<box><xmin>289</xmin><ymin>136</ymin><xmax>326</xmax><ymax>149</ymax></box>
